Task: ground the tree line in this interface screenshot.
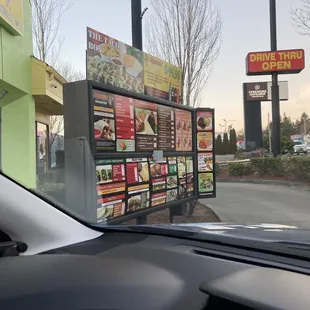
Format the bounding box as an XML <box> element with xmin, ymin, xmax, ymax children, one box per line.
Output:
<box><xmin>215</xmin><ymin>128</ymin><xmax>237</xmax><ymax>155</ymax></box>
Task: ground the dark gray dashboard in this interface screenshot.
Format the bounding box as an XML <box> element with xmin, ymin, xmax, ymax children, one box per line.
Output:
<box><xmin>0</xmin><ymin>231</ymin><xmax>310</xmax><ymax>310</ymax></box>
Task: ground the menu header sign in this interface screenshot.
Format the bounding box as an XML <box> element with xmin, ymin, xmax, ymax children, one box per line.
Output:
<box><xmin>246</xmin><ymin>49</ymin><xmax>305</xmax><ymax>75</ymax></box>
<box><xmin>87</xmin><ymin>27</ymin><xmax>182</xmax><ymax>104</ymax></box>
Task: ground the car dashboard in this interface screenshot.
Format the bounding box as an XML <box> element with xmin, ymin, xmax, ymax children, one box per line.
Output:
<box><xmin>1</xmin><ymin>230</ymin><xmax>310</xmax><ymax>310</ymax></box>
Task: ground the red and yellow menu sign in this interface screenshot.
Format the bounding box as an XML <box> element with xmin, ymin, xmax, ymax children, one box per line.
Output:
<box><xmin>87</xmin><ymin>27</ymin><xmax>182</xmax><ymax>103</ymax></box>
<box><xmin>246</xmin><ymin>49</ymin><xmax>305</xmax><ymax>75</ymax></box>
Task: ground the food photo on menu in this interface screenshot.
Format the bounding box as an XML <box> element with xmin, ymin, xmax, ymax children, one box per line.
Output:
<box><xmin>97</xmin><ymin>195</ymin><xmax>126</xmax><ymax>222</ymax></box>
<box><xmin>166</xmin><ymin>175</ymin><xmax>178</xmax><ymax>189</ymax></box>
<box><xmin>198</xmin><ymin>153</ymin><xmax>213</xmax><ymax>172</ymax></box>
<box><xmin>197</xmin><ymin>111</ymin><xmax>213</xmax><ymax>131</ymax></box>
<box><xmin>135</xmin><ymin>108</ymin><xmax>158</xmax><ymax>135</ymax></box>
<box><xmin>127</xmin><ymin>191</ymin><xmax>150</xmax><ymax>212</ymax></box>
<box><xmin>175</xmin><ymin>109</ymin><xmax>192</xmax><ymax>151</ymax></box>
<box><xmin>116</xmin><ymin>139</ymin><xmax>135</xmax><ymax>152</ymax></box>
<box><xmin>197</xmin><ymin>132</ymin><xmax>213</xmax><ymax>151</ymax></box>
<box><xmin>177</xmin><ymin>157</ymin><xmax>186</xmax><ymax>179</ymax></box>
<box><xmin>152</xmin><ymin>177</ymin><xmax>166</xmax><ymax>191</ymax></box>
<box><xmin>94</xmin><ymin>116</ymin><xmax>115</xmax><ymax>143</ymax></box>
<box><xmin>151</xmin><ymin>192</ymin><xmax>167</xmax><ymax>207</ymax></box>
<box><xmin>198</xmin><ymin>173</ymin><xmax>214</xmax><ymax>193</ymax></box>
<box><xmin>97</xmin><ymin>205</ymin><xmax>114</xmax><ymax>222</ymax></box>
<box><xmin>166</xmin><ymin>189</ymin><xmax>178</xmax><ymax>202</ymax></box>
<box><xmin>96</xmin><ymin>165</ymin><xmax>113</xmax><ymax>184</ymax></box>
<box><xmin>87</xmin><ymin>28</ymin><xmax>144</xmax><ymax>94</ymax></box>
<box><xmin>126</xmin><ymin>159</ymin><xmax>150</xmax><ymax>184</ymax></box>
<box><xmin>149</xmin><ymin>159</ymin><xmax>168</xmax><ymax>178</ymax></box>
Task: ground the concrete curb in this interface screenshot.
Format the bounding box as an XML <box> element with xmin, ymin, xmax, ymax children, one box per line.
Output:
<box><xmin>217</xmin><ymin>178</ymin><xmax>310</xmax><ymax>191</ymax></box>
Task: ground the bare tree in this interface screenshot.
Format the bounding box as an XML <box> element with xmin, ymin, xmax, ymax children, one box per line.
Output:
<box><xmin>55</xmin><ymin>61</ymin><xmax>85</xmax><ymax>82</ymax></box>
<box><xmin>32</xmin><ymin>0</ymin><xmax>72</xmax><ymax>65</ymax></box>
<box><xmin>145</xmin><ymin>0</ymin><xmax>222</xmax><ymax>107</ymax></box>
<box><xmin>291</xmin><ymin>0</ymin><xmax>310</xmax><ymax>36</ymax></box>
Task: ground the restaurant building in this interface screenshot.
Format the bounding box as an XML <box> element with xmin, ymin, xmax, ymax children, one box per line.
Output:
<box><xmin>0</xmin><ymin>1</ymin><xmax>66</xmax><ymax>188</ymax></box>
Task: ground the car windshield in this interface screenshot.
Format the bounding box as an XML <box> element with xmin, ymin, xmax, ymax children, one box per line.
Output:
<box><xmin>1</xmin><ymin>0</ymin><xmax>310</xmax><ymax>242</ymax></box>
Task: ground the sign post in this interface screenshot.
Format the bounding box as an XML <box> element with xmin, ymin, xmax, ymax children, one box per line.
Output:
<box><xmin>131</xmin><ymin>0</ymin><xmax>143</xmax><ymax>50</ymax></box>
<box><xmin>269</xmin><ymin>0</ymin><xmax>280</xmax><ymax>157</ymax></box>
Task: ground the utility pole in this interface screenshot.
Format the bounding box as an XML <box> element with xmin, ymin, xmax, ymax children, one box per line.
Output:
<box><xmin>270</xmin><ymin>0</ymin><xmax>281</xmax><ymax>157</ymax></box>
<box><xmin>131</xmin><ymin>0</ymin><xmax>143</xmax><ymax>50</ymax></box>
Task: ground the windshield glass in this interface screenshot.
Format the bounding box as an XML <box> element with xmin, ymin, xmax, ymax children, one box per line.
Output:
<box><xmin>2</xmin><ymin>0</ymin><xmax>310</xmax><ymax>236</ymax></box>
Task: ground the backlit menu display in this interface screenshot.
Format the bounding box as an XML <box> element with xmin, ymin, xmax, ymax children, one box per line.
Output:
<box><xmin>92</xmin><ymin>91</ymin><xmax>193</xmax><ymax>153</ymax></box>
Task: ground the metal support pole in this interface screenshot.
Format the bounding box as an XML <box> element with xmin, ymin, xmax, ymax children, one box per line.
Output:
<box><xmin>270</xmin><ymin>0</ymin><xmax>281</xmax><ymax>157</ymax></box>
<box><xmin>131</xmin><ymin>0</ymin><xmax>143</xmax><ymax>50</ymax></box>
<box><xmin>131</xmin><ymin>0</ymin><xmax>146</xmax><ymax>225</ymax></box>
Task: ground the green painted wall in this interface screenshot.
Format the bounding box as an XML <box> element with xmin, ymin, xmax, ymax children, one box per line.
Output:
<box><xmin>1</xmin><ymin>0</ymin><xmax>36</xmax><ymax>188</ymax></box>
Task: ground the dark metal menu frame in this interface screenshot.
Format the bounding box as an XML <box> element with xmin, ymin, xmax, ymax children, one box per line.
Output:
<box><xmin>64</xmin><ymin>80</ymin><xmax>215</xmax><ymax>224</ymax></box>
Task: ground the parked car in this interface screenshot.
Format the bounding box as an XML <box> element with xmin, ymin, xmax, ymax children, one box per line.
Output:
<box><xmin>293</xmin><ymin>140</ymin><xmax>308</xmax><ymax>155</ymax></box>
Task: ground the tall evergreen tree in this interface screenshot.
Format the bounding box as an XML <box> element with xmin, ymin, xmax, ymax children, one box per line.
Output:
<box><xmin>223</xmin><ymin>132</ymin><xmax>229</xmax><ymax>155</ymax></box>
<box><xmin>215</xmin><ymin>134</ymin><xmax>223</xmax><ymax>155</ymax></box>
<box><xmin>229</xmin><ymin>129</ymin><xmax>237</xmax><ymax>154</ymax></box>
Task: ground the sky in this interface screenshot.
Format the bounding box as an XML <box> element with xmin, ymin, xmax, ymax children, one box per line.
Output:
<box><xmin>57</xmin><ymin>0</ymin><xmax>310</xmax><ymax>132</ymax></box>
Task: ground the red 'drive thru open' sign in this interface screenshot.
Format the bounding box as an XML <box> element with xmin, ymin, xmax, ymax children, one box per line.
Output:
<box><xmin>246</xmin><ymin>49</ymin><xmax>305</xmax><ymax>75</ymax></box>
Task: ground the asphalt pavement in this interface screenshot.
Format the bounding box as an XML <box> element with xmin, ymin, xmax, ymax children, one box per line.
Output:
<box><xmin>201</xmin><ymin>182</ymin><xmax>310</xmax><ymax>228</ymax></box>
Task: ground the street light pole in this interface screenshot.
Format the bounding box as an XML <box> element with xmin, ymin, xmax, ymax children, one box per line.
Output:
<box><xmin>131</xmin><ymin>0</ymin><xmax>143</xmax><ymax>50</ymax></box>
<box><xmin>270</xmin><ymin>0</ymin><xmax>281</xmax><ymax>157</ymax></box>
<box><xmin>223</xmin><ymin>119</ymin><xmax>236</xmax><ymax>133</ymax></box>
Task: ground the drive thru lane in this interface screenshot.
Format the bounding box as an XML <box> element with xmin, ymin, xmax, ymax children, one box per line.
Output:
<box><xmin>201</xmin><ymin>182</ymin><xmax>310</xmax><ymax>228</ymax></box>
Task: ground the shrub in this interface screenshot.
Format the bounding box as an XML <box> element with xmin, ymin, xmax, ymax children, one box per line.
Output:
<box><xmin>250</xmin><ymin>157</ymin><xmax>284</xmax><ymax>176</ymax></box>
<box><xmin>282</xmin><ymin>157</ymin><xmax>310</xmax><ymax>181</ymax></box>
<box><xmin>215</xmin><ymin>163</ymin><xmax>220</xmax><ymax>175</ymax></box>
<box><xmin>228</xmin><ymin>162</ymin><xmax>252</xmax><ymax>176</ymax></box>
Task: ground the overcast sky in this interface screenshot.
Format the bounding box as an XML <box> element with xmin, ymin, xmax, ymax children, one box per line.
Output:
<box><xmin>57</xmin><ymin>0</ymin><xmax>310</xmax><ymax>132</ymax></box>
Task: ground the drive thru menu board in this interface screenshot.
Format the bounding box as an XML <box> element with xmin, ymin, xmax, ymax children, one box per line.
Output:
<box><xmin>64</xmin><ymin>81</ymin><xmax>216</xmax><ymax>224</ymax></box>
<box><xmin>196</xmin><ymin>109</ymin><xmax>215</xmax><ymax>197</ymax></box>
<box><xmin>92</xmin><ymin>89</ymin><xmax>192</xmax><ymax>153</ymax></box>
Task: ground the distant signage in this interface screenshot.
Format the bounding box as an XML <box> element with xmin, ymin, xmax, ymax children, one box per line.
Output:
<box><xmin>245</xmin><ymin>81</ymin><xmax>288</xmax><ymax>101</ymax></box>
<box><xmin>86</xmin><ymin>27</ymin><xmax>182</xmax><ymax>103</ymax></box>
<box><xmin>0</xmin><ymin>0</ymin><xmax>23</xmax><ymax>35</ymax></box>
<box><xmin>246</xmin><ymin>49</ymin><xmax>305</xmax><ymax>75</ymax></box>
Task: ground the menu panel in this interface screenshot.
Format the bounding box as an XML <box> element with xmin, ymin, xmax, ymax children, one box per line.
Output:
<box><xmin>197</xmin><ymin>132</ymin><xmax>213</xmax><ymax>151</ymax></box>
<box><xmin>93</xmin><ymin>90</ymin><xmax>116</xmax><ymax>151</ymax></box>
<box><xmin>186</xmin><ymin>157</ymin><xmax>194</xmax><ymax>197</ymax></box>
<box><xmin>198</xmin><ymin>153</ymin><xmax>213</xmax><ymax>172</ymax></box>
<box><xmin>197</xmin><ymin>111</ymin><xmax>213</xmax><ymax>131</ymax></box>
<box><xmin>196</xmin><ymin>108</ymin><xmax>215</xmax><ymax>197</ymax></box>
<box><xmin>97</xmin><ymin>194</ymin><xmax>126</xmax><ymax>222</ymax></box>
<box><xmin>158</xmin><ymin>105</ymin><xmax>175</xmax><ymax>151</ymax></box>
<box><xmin>152</xmin><ymin>192</ymin><xmax>167</xmax><ymax>207</ymax></box>
<box><xmin>135</xmin><ymin>99</ymin><xmax>158</xmax><ymax>151</ymax></box>
<box><xmin>127</xmin><ymin>191</ymin><xmax>150</xmax><ymax>212</ymax></box>
<box><xmin>175</xmin><ymin>109</ymin><xmax>192</xmax><ymax>151</ymax></box>
<box><xmin>115</xmin><ymin>95</ymin><xmax>135</xmax><ymax>152</ymax></box>
<box><xmin>126</xmin><ymin>158</ymin><xmax>149</xmax><ymax>184</ymax></box>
